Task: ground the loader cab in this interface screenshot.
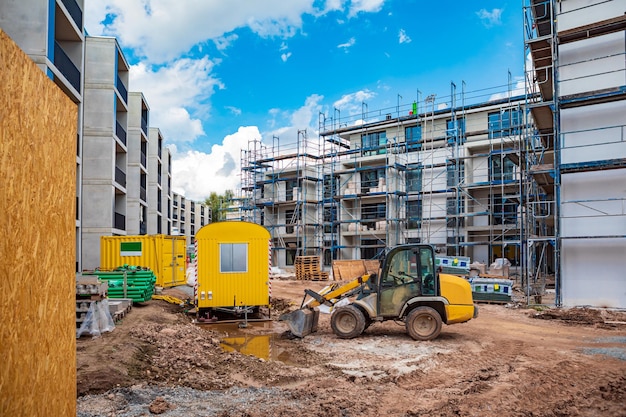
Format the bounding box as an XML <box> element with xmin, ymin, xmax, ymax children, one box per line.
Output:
<box><xmin>378</xmin><ymin>245</ymin><xmax>438</xmax><ymax>317</ymax></box>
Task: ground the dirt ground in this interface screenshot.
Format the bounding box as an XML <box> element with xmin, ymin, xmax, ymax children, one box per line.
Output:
<box><xmin>77</xmin><ymin>280</ymin><xmax>626</xmax><ymax>417</ymax></box>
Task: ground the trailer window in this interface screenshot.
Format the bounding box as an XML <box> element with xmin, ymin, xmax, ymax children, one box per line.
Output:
<box><xmin>220</xmin><ymin>243</ymin><xmax>248</xmax><ymax>273</ymax></box>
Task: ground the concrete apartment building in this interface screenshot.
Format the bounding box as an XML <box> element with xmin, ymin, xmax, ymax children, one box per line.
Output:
<box><xmin>0</xmin><ymin>0</ymin><xmax>85</xmax><ymax>271</ymax></box>
<box><xmin>240</xmin><ymin>93</ymin><xmax>525</xmax><ymax>270</ymax></box>
<box><xmin>523</xmin><ymin>0</ymin><xmax>626</xmax><ymax>307</ymax></box>
<box><xmin>172</xmin><ymin>193</ymin><xmax>211</xmax><ymax>246</ymax></box>
<box><xmin>81</xmin><ymin>36</ymin><xmax>130</xmax><ymax>269</ymax></box>
<box><xmin>1</xmin><ymin>1</ymin><xmax>210</xmax><ymax>271</ymax></box>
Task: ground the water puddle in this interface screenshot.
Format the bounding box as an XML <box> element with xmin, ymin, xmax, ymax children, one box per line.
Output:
<box><xmin>200</xmin><ymin>321</ymin><xmax>296</xmax><ymax>364</ymax></box>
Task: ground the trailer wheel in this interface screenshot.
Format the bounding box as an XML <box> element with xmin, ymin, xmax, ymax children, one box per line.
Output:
<box><xmin>406</xmin><ymin>306</ymin><xmax>442</xmax><ymax>341</ymax></box>
<box><xmin>331</xmin><ymin>305</ymin><xmax>366</xmax><ymax>339</ymax></box>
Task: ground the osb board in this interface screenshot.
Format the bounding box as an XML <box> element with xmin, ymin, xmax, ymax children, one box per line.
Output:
<box><xmin>0</xmin><ymin>30</ymin><xmax>77</xmax><ymax>417</ymax></box>
<box><xmin>332</xmin><ymin>260</ymin><xmax>380</xmax><ymax>281</ymax></box>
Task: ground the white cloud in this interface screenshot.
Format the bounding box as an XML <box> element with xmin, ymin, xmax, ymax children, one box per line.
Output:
<box><xmin>476</xmin><ymin>8</ymin><xmax>503</xmax><ymax>28</ymax></box>
<box><xmin>333</xmin><ymin>89</ymin><xmax>376</xmax><ymax>116</ymax></box>
<box><xmin>281</xmin><ymin>52</ymin><xmax>293</xmax><ymax>62</ymax></box>
<box><xmin>399</xmin><ymin>28</ymin><xmax>411</xmax><ymax>44</ymax></box>
<box><xmin>348</xmin><ymin>0</ymin><xmax>385</xmax><ymax>18</ymax></box>
<box><xmin>489</xmin><ymin>76</ymin><xmax>526</xmax><ymax>101</ymax></box>
<box><xmin>337</xmin><ymin>37</ymin><xmax>356</xmax><ymax>51</ymax></box>
<box><xmin>225</xmin><ymin>106</ymin><xmax>242</xmax><ymax>116</ymax></box>
<box><xmin>85</xmin><ymin>0</ymin><xmax>318</xmax><ymax>63</ymax></box>
<box><xmin>129</xmin><ymin>58</ymin><xmax>224</xmax><ymax>143</ymax></box>
<box><xmin>171</xmin><ymin>126</ymin><xmax>261</xmax><ymax>200</ymax></box>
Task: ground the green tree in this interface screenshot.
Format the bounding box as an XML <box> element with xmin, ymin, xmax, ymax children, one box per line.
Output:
<box><xmin>205</xmin><ymin>190</ymin><xmax>234</xmax><ymax>222</ymax></box>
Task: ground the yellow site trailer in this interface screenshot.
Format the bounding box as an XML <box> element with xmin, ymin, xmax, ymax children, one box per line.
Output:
<box><xmin>195</xmin><ymin>221</ymin><xmax>271</xmax><ymax>318</ymax></box>
<box><xmin>100</xmin><ymin>235</ymin><xmax>187</xmax><ymax>287</ymax></box>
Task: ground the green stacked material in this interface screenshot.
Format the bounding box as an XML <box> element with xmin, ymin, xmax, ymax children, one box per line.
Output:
<box><xmin>84</xmin><ymin>265</ymin><xmax>156</xmax><ymax>302</ymax></box>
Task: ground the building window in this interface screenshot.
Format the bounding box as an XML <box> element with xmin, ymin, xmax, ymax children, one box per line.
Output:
<box><xmin>492</xmin><ymin>194</ymin><xmax>518</xmax><ymax>225</ymax></box>
<box><xmin>488</xmin><ymin>109</ymin><xmax>522</xmax><ymax>139</ymax></box>
<box><xmin>361</xmin><ymin>239</ymin><xmax>384</xmax><ymax>260</ymax></box>
<box><xmin>405</xmin><ymin>125</ymin><xmax>422</xmax><ymax>151</ymax></box>
<box><xmin>361</xmin><ymin>168</ymin><xmax>385</xmax><ymax>193</ymax></box>
<box><xmin>285</xmin><ymin>179</ymin><xmax>299</xmax><ymax>200</ymax></box>
<box><xmin>323</xmin><ymin>206</ymin><xmax>338</xmax><ymax>234</ymax></box>
<box><xmin>446</xmin><ymin>161</ymin><xmax>465</xmax><ymax>188</ymax></box>
<box><xmin>220</xmin><ymin>243</ymin><xmax>247</xmax><ymax>272</ymax></box>
<box><xmin>446</xmin><ymin>117</ymin><xmax>465</xmax><ymax>146</ymax></box>
<box><xmin>361</xmin><ymin>131</ymin><xmax>387</xmax><ymax>156</ymax></box>
<box><xmin>446</xmin><ymin>197</ymin><xmax>465</xmax><ymax>228</ymax></box>
<box><xmin>361</xmin><ymin>203</ymin><xmax>386</xmax><ymax>220</ymax></box>
<box><xmin>407</xmin><ymin>199</ymin><xmax>422</xmax><ymax>229</ymax></box>
<box><xmin>489</xmin><ymin>154</ymin><xmax>515</xmax><ymax>182</ymax></box>
<box><xmin>406</xmin><ymin>165</ymin><xmax>423</xmax><ymax>193</ymax></box>
<box><xmin>323</xmin><ymin>174</ymin><xmax>339</xmax><ymax>200</ymax></box>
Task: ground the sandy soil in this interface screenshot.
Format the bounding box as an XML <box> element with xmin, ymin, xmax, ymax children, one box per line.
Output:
<box><xmin>77</xmin><ymin>280</ymin><xmax>626</xmax><ymax>417</ymax></box>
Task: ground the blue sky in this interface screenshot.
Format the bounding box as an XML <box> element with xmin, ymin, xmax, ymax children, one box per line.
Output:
<box><xmin>84</xmin><ymin>1</ymin><xmax>524</xmax><ymax>201</ymax></box>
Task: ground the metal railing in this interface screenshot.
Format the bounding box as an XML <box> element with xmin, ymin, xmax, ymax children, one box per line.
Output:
<box><xmin>116</xmin><ymin>75</ymin><xmax>128</xmax><ymax>103</ymax></box>
<box><xmin>115</xmin><ymin>166</ymin><xmax>126</xmax><ymax>187</ymax></box>
<box><xmin>115</xmin><ymin>121</ymin><xmax>127</xmax><ymax>145</ymax></box>
<box><xmin>53</xmin><ymin>41</ymin><xmax>80</xmax><ymax>92</ymax></box>
<box><xmin>114</xmin><ymin>212</ymin><xmax>125</xmax><ymax>230</ymax></box>
<box><xmin>60</xmin><ymin>0</ymin><xmax>82</xmax><ymax>28</ymax></box>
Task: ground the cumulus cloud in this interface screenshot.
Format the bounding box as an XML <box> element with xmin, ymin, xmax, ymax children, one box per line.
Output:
<box><xmin>129</xmin><ymin>58</ymin><xmax>223</xmax><ymax>143</ymax></box>
<box><xmin>333</xmin><ymin>89</ymin><xmax>376</xmax><ymax>120</ymax></box>
<box><xmin>85</xmin><ymin>0</ymin><xmax>318</xmax><ymax>63</ymax></box>
<box><xmin>476</xmin><ymin>8</ymin><xmax>503</xmax><ymax>28</ymax></box>
<box><xmin>398</xmin><ymin>28</ymin><xmax>411</xmax><ymax>44</ymax></box>
<box><xmin>171</xmin><ymin>126</ymin><xmax>261</xmax><ymax>200</ymax></box>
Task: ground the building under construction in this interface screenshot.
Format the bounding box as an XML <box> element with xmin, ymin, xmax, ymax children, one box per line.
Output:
<box><xmin>236</xmin><ymin>0</ymin><xmax>625</xmax><ymax>308</ymax></box>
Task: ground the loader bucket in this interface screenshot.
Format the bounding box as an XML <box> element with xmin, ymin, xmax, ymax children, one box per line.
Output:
<box><xmin>279</xmin><ymin>308</ymin><xmax>320</xmax><ymax>338</ymax></box>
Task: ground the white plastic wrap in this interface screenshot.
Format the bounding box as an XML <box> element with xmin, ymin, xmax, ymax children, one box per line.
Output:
<box><xmin>76</xmin><ymin>299</ymin><xmax>116</xmax><ymax>338</ymax></box>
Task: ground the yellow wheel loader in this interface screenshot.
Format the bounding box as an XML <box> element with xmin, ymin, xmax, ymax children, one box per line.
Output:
<box><xmin>280</xmin><ymin>244</ymin><xmax>477</xmax><ymax>340</ymax></box>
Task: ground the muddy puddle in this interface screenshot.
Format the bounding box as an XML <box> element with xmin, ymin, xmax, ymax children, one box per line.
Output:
<box><xmin>199</xmin><ymin>321</ymin><xmax>297</xmax><ymax>364</ymax></box>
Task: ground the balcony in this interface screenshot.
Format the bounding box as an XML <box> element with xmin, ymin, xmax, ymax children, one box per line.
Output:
<box><xmin>116</xmin><ymin>75</ymin><xmax>128</xmax><ymax>103</ymax></box>
<box><xmin>115</xmin><ymin>166</ymin><xmax>126</xmax><ymax>187</ymax></box>
<box><xmin>116</xmin><ymin>121</ymin><xmax>127</xmax><ymax>146</ymax></box>
<box><xmin>157</xmin><ymin>200</ymin><xmax>162</xmax><ymax>213</ymax></box>
<box><xmin>114</xmin><ymin>212</ymin><xmax>125</xmax><ymax>230</ymax></box>
<box><xmin>53</xmin><ymin>41</ymin><xmax>80</xmax><ymax>92</ymax></box>
<box><xmin>141</xmin><ymin>117</ymin><xmax>148</xmax><ymax>135</ymax></box>
<box><xmin>139</xmin><ymin>221</ymin><xmax>147</xmax><ymax>235</ymax></box>
<box><xmin>158</xmin><ymin>173</ymin><xmax>162</xmax><ymax>186</ymax></box>
<box><xmin>60</xmin><ymin>0</ymin><xmax>82</xmax><ymax>29</ymax></box>
<box><xmin>140</xmin><ymin>151</ymin><xmax>147</xmax><ymax>168</ymax></box>
<box><xmin>140</xmin><ymin>186</ymin><xmax>146</xmax><ymax>202</ymax></box>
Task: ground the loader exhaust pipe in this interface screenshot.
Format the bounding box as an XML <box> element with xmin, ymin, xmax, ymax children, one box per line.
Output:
<box><xmin>279</xmin><ymin>308</ymin><xmax>320</xmax><ymax>338</ymax></box>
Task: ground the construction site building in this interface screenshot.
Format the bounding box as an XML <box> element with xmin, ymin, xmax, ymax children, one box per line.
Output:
<box><xmin>238</xmin><ymin>1</ymin><xmax>625</xmax><ymax>308</ymax></box>
<box><xmin>239</xmin><ymin>85</ymin><xmax>527</xmax><ymax>277</ymax></box>
<box><xmin>523</xmin><ymin>0</ymin><xmax>626</xmax><ymax>307</ymax></box>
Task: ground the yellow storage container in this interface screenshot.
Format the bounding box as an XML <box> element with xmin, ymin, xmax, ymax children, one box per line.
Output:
<box><xmin>100</xmin><ymin>235</ymin><xmax>187</xmax><ymax>288</ymax></box>
<box><xmin>195</xmin><ymin>221</ymin><xmax>271</xmax><ymax>314</ymax></box>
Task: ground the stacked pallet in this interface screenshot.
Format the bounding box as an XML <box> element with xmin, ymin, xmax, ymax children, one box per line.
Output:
<box><xmin>295</xmin><ymin>256</ymin><xmax>329</xmax><ymax>280</ymax></box>
<box><xmin>76</xmin><ymin>275</ymin><xmax>116</xmax><ymax>338</ymax></box>
<box><xmin>76</xmin><ymin>275</ymin><xmax>108</xmax><ymax>328</ymax></box>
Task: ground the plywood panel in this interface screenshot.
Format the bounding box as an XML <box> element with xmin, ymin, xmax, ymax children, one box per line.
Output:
<box><xmin>0</xmin><ymin>30</ymin><xmax>77</xmax><ymax>417</ymax></box>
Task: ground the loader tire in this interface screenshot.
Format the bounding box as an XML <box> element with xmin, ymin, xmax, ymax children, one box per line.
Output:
<box><xmin>406</xmin><ymin>306</ymin><xmax>442</xmax><ymax>341</ymax></box>
<box><xmin>331</xmin><ymin>305</ymin><xmax>366</xmax><ymax>339</ymax></box>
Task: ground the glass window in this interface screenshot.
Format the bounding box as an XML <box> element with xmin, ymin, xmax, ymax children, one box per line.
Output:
<box><xmin>406</xmin><ymin>166</ymin><xmax>422</xmax><ymax>193</ymax></box>
<box><xmin>220</xmin><ymin>243</ymin><xmax>248</xmax><ymax>273</ymax></box>
<box><xmin>405</xmin><ymin>125</ymin><xmax>422</xmax><ymax>151</ymax></box>
<box><xmin>361</xmin><ymin>132</ymin><xmax>387</xmax><ymax>156</ymax></box>
<box><xmin>361</xmin><ymin>168</ymin><xmax>385</xmax><ymax>193</ymax></box>
<box><xmin>361</xmin><ymin>203</ymin><xmax>386</xmax><ymax>220</ymax></box>
<box><xmin>490</xmin><ymin>155</ymin><xmax>515</xmax><ymax>181</ymax></box>
<box><xmin>446</xmin><ymin>117</ymin><xmax>466</xmax><ymax>145</ymax></box>
<box><xmin>446</xmin><ymin>161</ymin><xmax>465</xmax><ymax>187</ymax></box>
<box><xmin>407</xmin><ymin>200</ymin><xmax>422</xmax><ymax>229</ymax></box>
<box><xmin>488</xmin><ymin>109</ymin><xmax>522</xmax><ymax>139</ymax></box>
